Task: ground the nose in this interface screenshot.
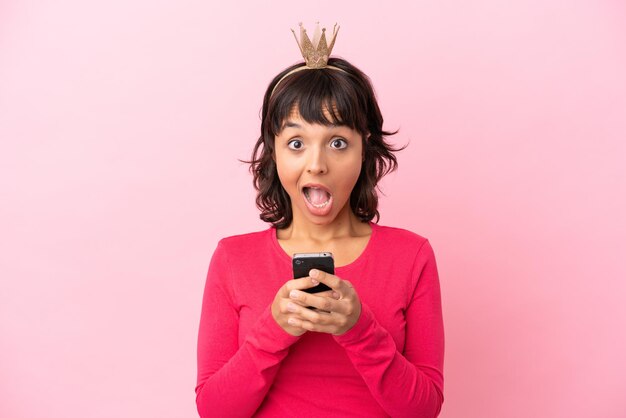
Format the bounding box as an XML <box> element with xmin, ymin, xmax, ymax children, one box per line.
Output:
<box><xmin>306</xmin><ymin>145</ymin><xmax>327</xmax><ymax>175</ymax></box>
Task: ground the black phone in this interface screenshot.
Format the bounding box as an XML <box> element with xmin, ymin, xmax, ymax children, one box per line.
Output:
<box><xmin>292</xmin><ymin>252</ymin><xmax>334</xmax><ymax>294</ymax></box>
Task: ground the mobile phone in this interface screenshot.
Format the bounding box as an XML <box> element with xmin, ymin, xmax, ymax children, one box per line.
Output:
<box><xmin>292</xmin><ymin>252</ymin><xmax>334</xmax><ymax>294</ymax></box>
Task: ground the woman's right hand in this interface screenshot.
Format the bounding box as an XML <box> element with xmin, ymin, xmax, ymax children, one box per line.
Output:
<box><xmin>271</xmin><ymin>276</ymin><xmax>336</xmax><ymax>336</ymax></box>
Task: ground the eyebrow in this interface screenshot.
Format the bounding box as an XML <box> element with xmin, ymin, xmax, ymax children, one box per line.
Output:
<box><xmin>282</xmin><ymin>120</ymin><xmax>340</xmax><ymax>129</ymax></box>
<box><xmin>283</xmin><ymin>121</ymin><xmax>302</xmax><ymax>129</ymax></box>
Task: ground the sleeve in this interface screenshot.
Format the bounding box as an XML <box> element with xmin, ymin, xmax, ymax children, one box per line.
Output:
<box><xmin>333</xmin><ymin>239</ymin><xmax>445</xmax><ymax>418</ymax></box>
<box><xmin>195</xmin><ymin>241</ymin><xmax>301</xmax><ymax>418</ymax></box>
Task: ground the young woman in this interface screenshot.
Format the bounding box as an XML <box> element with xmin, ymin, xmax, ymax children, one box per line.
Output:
<box><xmin>196</xmin><ymin>25</ymin><xmax>444</xmax><ymax>418</ymax></box>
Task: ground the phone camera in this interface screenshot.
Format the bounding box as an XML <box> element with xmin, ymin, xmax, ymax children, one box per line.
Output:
<box><xmin>295</xmin><ymin>260</ymin><xmax>302</xmax><ymax>265</ymax></box>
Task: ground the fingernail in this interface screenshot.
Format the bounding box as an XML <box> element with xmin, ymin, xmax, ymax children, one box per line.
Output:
<box><xmin>332</xmin><ymin>291</ymin><xmax>340</xmax><ymax>299</ymax></box>
<box><xmin>289</xmin><ymin>290</ymin><xmax>298</xmax><ymax>299</ymax></box>
<box><xmin>288</xmin><ymin>318</ymin><xmax>297</xmax><ymax>325</ymax></box>
<box><xmin>311</xmin><ymin>278</ymin><xmax>319</xmax><ymax>285</ymax></box>
<box><xmin>309</xmin><ymin>269</ymin><xmax>319</xmax><ymax>278</ymax></box>
<box><xmin>287</xmin><ymin>302</ymin><xmax>297</xmax><ymax>312</ymax></box>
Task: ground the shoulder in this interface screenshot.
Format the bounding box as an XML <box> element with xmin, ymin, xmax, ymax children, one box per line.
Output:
<box><xmin>214</xmin><ymin>227</ymin><xmax>272</xmax><ymax>257</ymax></box>
<box><xmin>372</xmin><ymin>222</ymin><xmax>430</xmax><ymax>251</ymax></box>
<box><xmin>371</xmin><ymin>223</ymin><xmax>436</xmax><ymax>264</ymax></box>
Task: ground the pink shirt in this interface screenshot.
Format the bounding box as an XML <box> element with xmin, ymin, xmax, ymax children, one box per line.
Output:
<box><xmin>196</xmin><ymin>221</ymin><xmax>445</xmax><ymax>417</ymax></box>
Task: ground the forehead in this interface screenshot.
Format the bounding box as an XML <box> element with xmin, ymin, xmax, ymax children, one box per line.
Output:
<box><xmin>280</xmin><ymin>104</ymin><xmax>344</xmax><ymax>130</ymax></box>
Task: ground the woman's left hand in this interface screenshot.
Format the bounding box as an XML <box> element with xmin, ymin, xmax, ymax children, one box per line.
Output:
<box><xmin>285</xmin><ymin>269</ymin><xmax>362</xmax><ymax>336</ymax></box>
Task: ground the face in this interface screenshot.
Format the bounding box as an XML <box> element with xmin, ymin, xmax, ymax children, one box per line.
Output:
<box><xmin>273</xmin><ymin>107</ymin><xmax>364</xmax><ymax>226</ymax></box>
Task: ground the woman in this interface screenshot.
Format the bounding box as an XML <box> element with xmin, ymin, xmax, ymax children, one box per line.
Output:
<box><xmin>196</xmin><ymin>24</ymin><xmax>444</xmax><ymax>417</ymax></box>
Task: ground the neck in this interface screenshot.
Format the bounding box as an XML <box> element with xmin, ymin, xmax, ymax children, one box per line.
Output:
<box><xmin>279</xmin><ymin>203</ymin><xmax>366</xmax><ymax>243</ymax></box>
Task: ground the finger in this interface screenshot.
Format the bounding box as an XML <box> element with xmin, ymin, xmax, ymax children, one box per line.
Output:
<box><xmin>281</xmin><ymin>276</ymin><xmax>321</xmax><ymax>297</ymax></box>
<box><xmin>285</xmin><ymin>301</ymin><xmax>333</xmax><ymax>324</ymax></box>
<box><xmin>309</xmin><ymin>269</ymin><xmax>355</xmax><ymax>300</ymax></box>
<box><xmin>281</xmin><ymin>298</ymin><xmax>302</xmax><ymax>314</ymax></box>
<box><xmin>287</xmin><ymin>317</ymin><xmax>338</xmax><ymax>334</ymax></box>
<box><xmin>315</xmin><ymin>290</ymin><xmax>341</xmax><ymax>300</ymax></box>
<box><xmin>336</xmin><ymin>280</ymin><xmax>356</xmax><ymax>299</ymax></box>
<box><xmin>288</xmin><ymin>288</ymin><xmax>349</xmax><ymax>314</ymax></box>
<box><xmin>308</xmin><ymin>269</ymin><xmax>344</xmax><ymax>292</ymax></box>
<box><xmin>281</xmin><ymin>298</ymin><xmax>327</xmax><ymax>318</ymax></box>
<box><xmin>287</xmin><ymin>288</ymin><xmax>310</xmax><ymax>308</ymax></box>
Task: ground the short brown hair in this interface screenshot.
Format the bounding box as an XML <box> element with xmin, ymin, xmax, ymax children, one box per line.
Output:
<box><xmin>241</xmin><ymin>57</ymin><xmax>406</xmax><ymax>229</ymax></box>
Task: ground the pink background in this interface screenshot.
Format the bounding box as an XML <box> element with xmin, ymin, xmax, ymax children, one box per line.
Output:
<box><xmin>1</xmin><ymin>1</ymin><xmax>625</xmax><ymax>417</ymax></box>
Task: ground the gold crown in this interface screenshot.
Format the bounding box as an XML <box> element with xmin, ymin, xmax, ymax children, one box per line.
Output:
<box><xmin>291</xmin><ymin>22</ymin><xmax>340</xmax><ymax>68</ymax></box>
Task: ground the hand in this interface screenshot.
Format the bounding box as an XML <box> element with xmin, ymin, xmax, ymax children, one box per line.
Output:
<box><xmin>284</xmin><ymin>269</ymin><xmax>362</xmax><ymax>336</ymax></box>
<box><xmin>271</xmin><ymin>275</ymin><xmax>337</xmax><ymax>337</ymax></box>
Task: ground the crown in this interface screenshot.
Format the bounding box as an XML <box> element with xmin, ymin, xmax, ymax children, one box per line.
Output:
<box><xmin>291</xmin><ymin>22</ymin><xmax>340</xmax><ymax>68</ymax></box>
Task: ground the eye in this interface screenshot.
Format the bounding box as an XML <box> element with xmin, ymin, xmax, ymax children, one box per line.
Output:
<box><xmin>287</xmin><ymin>139</ymin><xmax>303</xmax><ymax>150</ymax></box>
<box><xmin>330</xmin><ymin>138</ymin><xmax>348</xmax><ymax>150</ymax></box>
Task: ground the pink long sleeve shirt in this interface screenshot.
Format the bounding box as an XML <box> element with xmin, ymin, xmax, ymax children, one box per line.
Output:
<box><xmin>195</xmin><ymin>221</ymin><xmax>445</xmax><ymax>417</ymax></box>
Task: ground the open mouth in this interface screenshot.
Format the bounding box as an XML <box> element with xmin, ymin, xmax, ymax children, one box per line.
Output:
<box><xmin>303</xmin><ymin>187</ymin><xmax>332</xmax><ymax>209</ymax></box>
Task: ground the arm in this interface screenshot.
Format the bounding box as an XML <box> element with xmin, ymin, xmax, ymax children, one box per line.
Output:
<box><xmin>195</xmin><ymin>241</ymin><xmax>300</xmax><ymax>418</ymax></box>
<box><xmin>333</xmin><ymin>239</ymin><xmax>445</xmax><ymax>418</ymax></box>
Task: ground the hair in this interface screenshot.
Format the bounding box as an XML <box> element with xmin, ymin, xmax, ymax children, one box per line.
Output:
<box><xmin>240</xmin><ymin>57</ymin><xmax>407</xmax><ymax>229</ymax></box>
